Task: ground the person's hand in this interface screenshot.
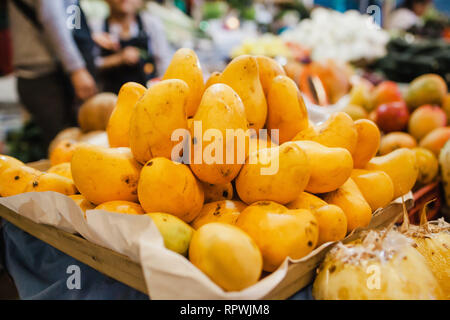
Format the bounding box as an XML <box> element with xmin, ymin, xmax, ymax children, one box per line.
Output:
<box><xmin>92</xmin><ymin>32</ymin><xmax>120</xmax><ymax>51</ymax></box>
<box><xmin>70</xmin><ymin>68</ymin><xmax>97</xmax><ymax>101</ymax></box>
<box><xmin>121</xmin><ymin>46</ymin><xmax>141</xmax><ymax>66</ymax></box>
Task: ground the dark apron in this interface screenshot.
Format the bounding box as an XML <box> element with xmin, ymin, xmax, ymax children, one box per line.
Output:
<box><xmin>100</xmin><ymin>15</ymin><xmax>157</xmax><ymax>94</ymax></box>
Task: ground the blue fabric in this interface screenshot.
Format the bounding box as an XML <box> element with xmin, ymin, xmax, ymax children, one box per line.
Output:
<box><xmin>2</xmin><ymin>220</ymin><xmax>312</xmax><ymax>300</ymax></box>
<box><xmin>2</xmin><ymin>221</ymin><xmax>148</xmax><ymax>300</ymax></box>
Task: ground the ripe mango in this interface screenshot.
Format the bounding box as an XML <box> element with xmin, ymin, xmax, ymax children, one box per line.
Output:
<box><xmin>323</xmin><ymin>178</ymin><xmax>372</xmax><ymax>233</ymax></box>
<box><xmin>352</xmin><ymin>119</ymin><xmax>380</xmax><ymax>168</ymax></box>
<box><xmin>219</xmin><ymin>55</ymin><xmax>267</xmax><ymax>130</ymax></box>
<box><xmin>256</xmin><ymin>55</ymin><xmax>286</xmax><ymax>96</ymax></box>
<box><xmin>49</xmin><ymin>139</ymin><xmax>78</xmax><ymax>166</ymax></box>
<box><xmin>191</xmin><ymin>200</ymin><xmax>246</xmax><ymax>230</ymax></box>
<box><xmin>205</xmin><ymin>71</ymin><xmax>221</xmax><ymax>89</ymax></box>
<box><xmin>71</xmin><ymin>145</ymin><xmax>142</xmax><ymax>205</ymax></box>
<box><xmin>419</xmin><ymin>127</ymin><xmax>450</xmax><ymax>156</ymax></box>
<box><xmin>236</xmin><ymin>142</ymin><xmax>311</xmax><ymax>205</ymax></box>
<box><xmin>351</xmin><ymin>169</ymin><xmax>394</xmax><ymax>211</ymax></box>
<box><xmin>27</xmin><ymin>172</ymin><xmax>77</xmax><ymax>195</ymax></box>
<box><xmin>147</xmin><ymin>212</ymin><xmax>195</xmax><ymax>256</ymax></box>
<box><xmin>412</xmin><ymin>147</ymin><xmax>439</xmax><ymax>185</ymax></box>
<box><xmin>287</xmin><ymin>192</ymin><xmax>327</xmax><ymax>211</ymax></box>
<box><xmin>138</xmin><ymin>157</ymin><xmax>204</xmax><ymax>223</ymax></box>
<box><xmin>201</xmin><ymin>182</ymin><xmax>233</xmax><ymax>203</ymax></box>
<box><xmin>48</xmin><ymin>162</ymin><xmax>73</xmax><ymax>180</ymax></box>
<box><xmin>267</xmin><ymin>75</ymin><xmax>309</xmax><ymax>143</ymax></box>
<box><xmin>293</xmin><ymin>141</ymin><xmax>353</xmax><ymax>194</ymax></box>
<box><xmin>379</xmin><ymin>132</ymin><xmax>417</xmax><ymax>156</ymax></box>
<box><xmin>294</xmin><ymin>112</ymin><xmax>357</xmax><ymax>154</ymax></box>
<box><xmin>0</xmin><ymin>155</ymin><xmax>24</xmax><ymax>176</ymax></box>
<box><xmin>162</xmin><ymin>48</ymin><xmax>204</xmax><ymax>117</ymax></box>
<box><xmin>107</xmin><ymin>82</ymin><xmax>146</xmax><ymax>148</ymax></box>
<box><xmin>69</xmin><ymin>194</ymin><xmax>95</xmax><ymax>217</ymax></box>
<box><xmin>365</xmin><ymin>148</ymin><xmax>418</xmax><ymax>199</ymax></box>
<box><xmin>95</xmin><ymin>201</ymin><xmax>144</xmax><ymax>215</ymax></box>
<box><xmin>129</xmin><ymin>79</ymin><xmax>189</xmax><ymax>164</ymax></box>
<box><xmin>236</xmin><ymin>201</ymin><xmax>318</xmax><ymax>272</ymax></box>
<box><xmin>0</xmin><ymin>165</ymin><xmax>41</xmax><ymax>197</ymax></box>
<box><xmin>287</xmin><ymin>193</ymin><xmax>347</xmax><ymax>245</ymax></box>
<box><xmin>189</xmin><ymin>222</ymin><xmax>263</xmax><ymax>291</ymax></box>
<box><xmin>313</xmin><ymin>205</ymin><xmax>348</xmax><ymax>246</ymax></box>
<box><xmin>189</xmin><ymin>83</ymin><xmax>248</xmax><ymax>184</ymax></box>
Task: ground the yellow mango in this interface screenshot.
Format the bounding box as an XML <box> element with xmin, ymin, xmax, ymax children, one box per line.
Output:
<box><xmin>287</xmin><ymin>191</ymin><xmax>327</xmax><ymax>211</ymax></box>
<box><xmin>205</xmin><ymin>71</ymin><xmax>221</xmax><ymax>89</ymax></box>
<box><xmin>191</xmin><ymin>200</ymin><xmax>246</xmax><ymax>230</ymax></box>
<box><xmin>323</xmin><ymin>178</ymin><xmax>373</xmax><ymax>233</ymax></box>
<box><xmin>162</xmin><ymin>48</ymin><xmax>204</xmax><ymax>117</ymax></box>
<box><xmin>129</xmin><ymin>79</ymin><xmax>189</xmax><ymax>164</ymax></box>
<box><xmin>69</xmin><ymin>194</ymin><xmax>95</xmax><ymax>217</ymax></box>
<box><xmin>71</xmin><ymin>145</ymin><xmax>142</xmax><ymax>205</ymax></box>
<box><xmin>365</xmin><ymin>148</ymin><xmax>418</xmax><ymax>199</ymax></box>
<box><xmin>147</xmin><ymin>212</ymin><xmax>195</xmax><ymax>256</ymax></box>
<box><xmin>294</xmin><ymin>112</ymin><xmax>357</xmax><ymax>154</ymax></box>
<box><xmin>287</xmin><ymin>193</ymin><xmax>347</xmax><ymax>245</ymax></box>
<box><xmin>189</xmin><ymin>83</ymin><xmax>248</xmax><ymax>184</ymax></box>
<box><xmin>412</xmin><ymin>147</ymin><xmax>439</xmax><ymax>185</ymax></box>
<box><xmin>293</xmin><ymin>141</ymin><xmax>353</xmax><ymax>194</ymax></box>
<box><xmin>0</xmin><ymin>155</ymin><xmax>24</xmax><ymax>176</ymax></box>
<box><xmin>314</xmin><ymin>205</ymin><xmax>348</xmax><ymax>245</ymax></box>
<box><xmin>236</xmin><ymin>142</ymin><xmax>311</xmax><ymax>205</ymax></box>
<box><xmin>0</xmin><ymin>165</ymin><xmax>41</xmax><ymax>197</ymax></box>
<box><xmin>26</xmin><ymin>172</ymin><xmax>77</xmax><ymax>195</ymax></box>
<box><xmin>244</xmin><ymin>132</ymin><xmax>278</xmax><ymax>159</ymax></box>
<box><xmin>236</xmin><ymin>201</ymin><xmax>318</xmax><ymax>272</ymax></box>
<box><xmin>189</xmin><ymin>222</ymin><xmax>263</xmax><ymax>291</ymax></box>
<box><xmin>49</xmin><ymin>139</ymin><xmax>78</xmax><ymax>166</ymax></box>
<box><xmin>352</xmin><ymin>119</ymin><xmax>380</xmax><ymax>168</ymax></box>
<box><xmin>48</xmin><ymin>162</ymin><xmax>73</xmax><ymax>180</ymax></box>
<box><xmin>351</xmin><ymin>169</ymin><xmax>394</xmax><ymax>211</ymax></box>
<box><xmin>267</xmin><ymin>75</ymin><xmax>309</xmax><ymax>143</ymax></box>
<box><xmin>138</xmin><ymin>157</ymin><xmax>204</xmax><ymax>223</ymax></box>
<box><xmin>256</xmin><ymin>55</ymin><xmax>286</xmax><ymax>96</ymax></box>
<box><xmin>201</xmin><ymin>182</ymin><xmax>233</xmax><ymax>203</ymax></box>
<box><xmin>219</xmin><ymin>55</ymin><xmax>267</xmax><ymax>130</ymax></box>
<box><xmin>107</xmin><ymin>82</ymin><xmax>146</xmax><ymax>148</ymax></box>
<box><xmin>95</xmin><ymin>201</ymin><xmax>144</xmax><ymax>215</ymax></box>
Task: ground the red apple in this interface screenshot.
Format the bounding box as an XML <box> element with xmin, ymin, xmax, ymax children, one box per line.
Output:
<box><xmin>374</xmin><ymin>101</ymin><xmax>410</xmax><ymax>133</ymax></box>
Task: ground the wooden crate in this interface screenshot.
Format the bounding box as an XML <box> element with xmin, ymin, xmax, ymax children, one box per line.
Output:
<box><xmin>0</xmin><ymin>195</ymin><xmax>412</xmax><ymax>300</ymax></box>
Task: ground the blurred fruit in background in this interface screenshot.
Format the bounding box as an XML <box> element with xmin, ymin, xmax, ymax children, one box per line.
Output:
<box><xmin>340</xmin><ymin>104</ymin><xmax>368</xmax><ymax>121</ymax></box>
<box><xmin>405</xmin><ymin>74</ymin><xmax>448</xmax><ymax>111</ymax></box>
<box><xmin>374</xmin><ymin>101</ymin><xmax>410</xmax><ymax>133</ymax></box>
<box><xmin>419</xmin><ymin>126</ymin><xmax>450</xmax><ymax>156</ymax></box>
<box><xmin>412</xmin><ymin>147</ymin><xmax>439</xmax><ymax>186</ymax></box>
<box><xmin>379</xmin><ymin>132</ymin><xmax>417</xmax><ymax>156</ymax></box>
<box><xmin>348</xmin><ymin>79</ymin><xmax>373</xmax><ymax>112</ymax></box>
<box><xmin>408</xmin><ymin>105</ymin><xmax>447</xmax><ymax>141</ymax></box>
<box><xmin>369</xmin><ymin>81</ymin><xmax>403</xmax><ymax>112</ymax></box>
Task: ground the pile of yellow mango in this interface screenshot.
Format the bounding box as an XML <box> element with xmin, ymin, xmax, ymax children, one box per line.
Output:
<box><xmin>0</xmin><ymin>49</ymin><xmax>419</xmax><ymax>292</ymax></box>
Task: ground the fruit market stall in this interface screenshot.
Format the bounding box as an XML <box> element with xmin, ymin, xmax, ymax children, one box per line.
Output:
<box><xmin>2</xmin><ymin>49</ymin><xmax>447</xmax><ymax>300</ymax></box>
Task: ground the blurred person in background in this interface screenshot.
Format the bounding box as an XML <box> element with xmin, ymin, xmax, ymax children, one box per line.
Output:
<box><xmin>8</xmin><ymin>0</ymin><xmax>97</xmax><ymax>147</ymax></box>
<box><xmin>91</xmin><ymin>0</ymin><xmax>171</xmax><ymax>94</ymax></box>
<box><xmin>387</xmin><ymin>0</ymin><xmax>433</xmax><ymax>30</ymax></box>
<box><xmin>91</xmin><ymin>0</ymin><xmax>171</xmax><ymax>93</ymax></box>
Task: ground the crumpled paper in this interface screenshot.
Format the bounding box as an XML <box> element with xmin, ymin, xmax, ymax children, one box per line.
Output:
<box><xmin>0</xmin><ymin>191</ymin><xmax>412</xmax><ymax>300</ymax></box>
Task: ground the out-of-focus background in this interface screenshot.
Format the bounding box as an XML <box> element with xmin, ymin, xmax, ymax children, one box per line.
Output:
<box><xmin>0</xmin><ymin>0</ymin><xmax>449</xmax><ymax>161</ymax></box>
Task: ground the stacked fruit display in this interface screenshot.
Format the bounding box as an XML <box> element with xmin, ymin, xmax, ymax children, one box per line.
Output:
<box><xmin>0</xmin><ymin>49</ymin><xmax>420</xmax><ymax>293</ymax></box>
<box><xmin>345</xmin><ymin>74</ymin><xmax>450</xmax><ymax>194</ymax></box>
